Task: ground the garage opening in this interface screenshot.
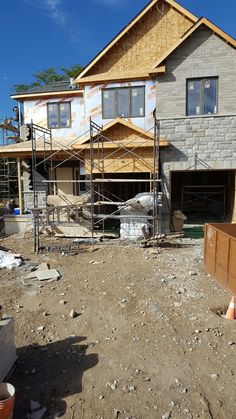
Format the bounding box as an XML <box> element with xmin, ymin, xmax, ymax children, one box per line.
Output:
<box><xmin>171</xmin><ymin>170</ymin><xmax>235</xmax><ymax>223</ymax></box>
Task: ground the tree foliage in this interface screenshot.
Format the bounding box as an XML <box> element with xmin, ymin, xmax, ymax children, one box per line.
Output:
<box><xmin>13</xmin><ymin>64</ymin><xmax>83</xmax><ymax>93</ymax></box>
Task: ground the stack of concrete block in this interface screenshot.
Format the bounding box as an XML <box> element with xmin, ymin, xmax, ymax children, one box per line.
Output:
<box><xmin>0</xmin><ymin>317</ymin><xmax>17</xmax><ymax>381</ymax></box>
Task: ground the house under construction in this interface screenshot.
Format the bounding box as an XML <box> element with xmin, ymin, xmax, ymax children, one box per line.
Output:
<box><xmin>0</xmin><ymin>0</ymin><xmax>235</xmax><ymax>251</ymax></box>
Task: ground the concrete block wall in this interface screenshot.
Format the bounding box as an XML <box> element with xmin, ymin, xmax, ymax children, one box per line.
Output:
<box><xmin>160</xmin><ymin>114</ymin><xmax>236</xmax><ymax>193</ymax></box>
<box><xmin>156</xmin><ymin>27</ymin><xmax>236</xmax><ymax>118</ymax></box>
<box><xmin>159</xmin><ymin>115</ymin><xmax>236</xmax><ymax>227</ymax></box>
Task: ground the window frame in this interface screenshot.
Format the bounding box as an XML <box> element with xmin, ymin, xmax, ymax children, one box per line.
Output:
<box><xmin>186</xmin><ymin>77</ymin><xmax>218</xmax><ymax>117</ymax></box>
<box><xmin>102</xmin><ymin>86</ymin><xmax>145</xmax><ymax>119</ymax></box>
<box><xmin>47</xmin><ymin>101</ymin><xmax>72</xmax><ymax>129</ymax></box>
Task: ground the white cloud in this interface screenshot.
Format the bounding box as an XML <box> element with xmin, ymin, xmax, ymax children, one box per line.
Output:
<box><xmin>3</xmin><ymin>76</ymin><xmax>8</xmax><ymax>81</ymax></box>
<box><xmin>44</xmin><ymin>0</ymin><xmax>68</xmax><ymax>26</ymax></box>
<box><xmin>23</xmin><ymin>0</ymin><xmax>68</xmax><ymax>27</ymax></box>
<box><xmin>91</xmin><ymin>0</ymin><xmax>130</xmax><ymax>9</ymax></box>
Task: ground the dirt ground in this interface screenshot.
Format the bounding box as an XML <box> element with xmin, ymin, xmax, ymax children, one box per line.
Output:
<box><xmin>0</xmin><ymin>232</ymin><xmax>235</xmax><ymax>419</ymax></box>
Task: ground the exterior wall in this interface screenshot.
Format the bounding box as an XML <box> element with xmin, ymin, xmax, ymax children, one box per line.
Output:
<box><xmin>156</xmin><ymin>28</ymin><xmax>236</xmax><ymax>118</ymax></box>
<box><xmin>155</xmin><ymin>27</ymin><xmax>236</xmax><ymax>230</ymax></box>
<box><xmin>23</xmin><ymin>95</ymin><xmax>85</xmax><ymax>141</ymax></box>
<box><xmin>84</xmin><ymin>80</ymin><xmax>156</xmax><ymax>133</ymax></box>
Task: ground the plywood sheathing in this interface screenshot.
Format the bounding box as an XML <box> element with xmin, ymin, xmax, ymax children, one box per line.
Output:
<box><xmin>78</xmin><ymin>0</ymin><xmax>194</xmax><ymax>82</ymax></box>
<box><xmin>84</xmin><ymin>147</ymin><xmax>154</xmax><ymax>174</ymax></box>
<box><xmin>78</xmin><ymin>67</ymin><xmax>166</xmax><ymax>84</ymax></box>
<box><xmin>73</xmin><ymin>118</ymin><xmax>153</xmax><ymax>146</ymax></box>
<box><xmin>80</xmin><ymin>122</ymin><xmax>168</xmax><ymax>174</ymax></box>
<box><xmin>151</xmin><ymin>17</ymin><xmax>236</xmax><ymax>70</ymax></box>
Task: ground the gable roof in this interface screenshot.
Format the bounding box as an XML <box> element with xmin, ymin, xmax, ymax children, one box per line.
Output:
<box><xmin>72</xmin><ymin>118</ymin><xmax>169</xmax><ymax>150</ymax></box>
<box><xmin>76</xmin><ymin>0</ymin><xmax>197</xmax><ymax>82</ymax></box>
<box><xmin>74</xmin><ymin>118</ymin><xmax>153</xmax><ymax>146</ymax></box>
<box><xmin>150</xmin><ymin>17</ymin><xmax>236</xmax><ymax>70</ymax></box>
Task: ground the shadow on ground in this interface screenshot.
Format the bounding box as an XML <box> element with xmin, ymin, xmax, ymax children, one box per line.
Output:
<box><xmin>11</xmin><ymin>336</ymin><xmax>98</xmax><ymax>418</ymax></box>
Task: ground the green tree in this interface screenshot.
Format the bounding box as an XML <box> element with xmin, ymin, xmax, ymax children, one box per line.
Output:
<box><xmin>13</xmin><ymin>64</ymin><xmax>83</xmax><ymax>93</ymax></box>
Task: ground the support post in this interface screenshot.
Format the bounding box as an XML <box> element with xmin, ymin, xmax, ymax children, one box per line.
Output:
<box><xmin>17</xmin><ymin>158</ymin><xmax>23</xmax><ymax>215</ymax></box>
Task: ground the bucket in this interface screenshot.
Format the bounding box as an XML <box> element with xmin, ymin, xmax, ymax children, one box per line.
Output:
<box><xmin>0</xmin><ymin>383</ymin><xmax>15</xmax><ymax>419</ymax></box>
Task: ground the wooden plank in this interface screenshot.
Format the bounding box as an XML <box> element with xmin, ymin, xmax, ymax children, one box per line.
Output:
<box><xmin>227</xmin><ymin>239</ymin><xmax>236</xmax><ymax>294</ymax></box>
<box><xmin>215</xmin><ymin>232</ymin><xmax>230</xmax><ymax>288</ymax></box>
<box><xmin>204</xmin><ymin>223</ymin><xmax>236</xmax><ymax>295</ymax></box>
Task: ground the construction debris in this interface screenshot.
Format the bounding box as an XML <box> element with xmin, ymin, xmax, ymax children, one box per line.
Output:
<box><xmin>0</xmin><ymin>250</ymin><xmax>22</xmax><ymax>269</ymax></box>
<box><xmin>25</xmin><ymin>262</ymin><xmax>60</xmax><ymax>282</ymax></box>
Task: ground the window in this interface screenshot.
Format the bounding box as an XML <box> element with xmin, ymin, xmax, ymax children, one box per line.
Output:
<box><xmin>47</xmin><ymin>102</ymin><xmax>71</xmax><ymax>128</ymax></box>
<box><xmin>102</xmin><ymin>86</ymin><xmax>145</xmax><ymax>119</ymax></box>
<box><xmin>186</xmin><ymin>78</ymin><xmax>218</xmax><ymax>116</ymax></box>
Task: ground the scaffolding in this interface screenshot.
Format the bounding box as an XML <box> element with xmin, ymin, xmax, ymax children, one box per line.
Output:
<box><xmin>0</xmin><ymin>119</ymin><xmax>19</xmax><ymax>213</ymax></box>
<box><xmin>30</xmin><ymin>115</ymin><xmax>163</xmax><ymax>253</ymax></box>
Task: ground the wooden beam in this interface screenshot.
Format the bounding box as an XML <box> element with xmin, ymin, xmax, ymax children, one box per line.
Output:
<box><xmin>78</xmin><ymin>71</ymin><xmax>151</xmax><ymax>84</ymax></box>
<box><xmin>11</xmin><ymin>90</ymin><xmax>83</xmax><ymax>100</ymax></box>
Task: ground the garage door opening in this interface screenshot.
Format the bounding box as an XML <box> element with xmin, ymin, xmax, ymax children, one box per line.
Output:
<box><xmin>171</xmin><ymin>170</ymin><xmax>235</xmax><ymax>223</ymax></box>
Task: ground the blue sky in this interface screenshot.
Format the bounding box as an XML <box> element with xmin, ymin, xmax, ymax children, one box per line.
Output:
<box><xmin>0</xmin><ymin>0</ymin><xmax>235</xmax><ymax>117</ymax></box>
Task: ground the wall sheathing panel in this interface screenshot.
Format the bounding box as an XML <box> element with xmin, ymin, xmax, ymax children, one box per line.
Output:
<box><xmin>84</xmin><ymin>147</ymin><xmax>154</xmax><ymax>174</ymax></box>
<box><xmin>85</xmin><ymin>1</ymin><xmax>193</xmax><ymax>77</ymax></box>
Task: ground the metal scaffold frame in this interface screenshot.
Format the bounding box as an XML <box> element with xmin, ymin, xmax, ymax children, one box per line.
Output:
<box><xmin>0</xmin><ymin>119</ymin><xmax>19</xmax><ymax>211</ymax></box>
<box><xmin>31</xmin><ymin>115</ymin><xmax>162</xmax><ymax>253</ymax></box>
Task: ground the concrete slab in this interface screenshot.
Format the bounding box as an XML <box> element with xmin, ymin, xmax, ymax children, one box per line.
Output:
<box><xmin>36</xmin><ymin>269</ymin><xmax>60</xmax><ymax>281</ymax></box>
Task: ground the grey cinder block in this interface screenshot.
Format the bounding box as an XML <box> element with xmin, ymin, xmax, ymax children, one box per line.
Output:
<box><xmin>0</xmin><ymin>317</ymin><xmax>17</xmax><ymax>381</ymax></box>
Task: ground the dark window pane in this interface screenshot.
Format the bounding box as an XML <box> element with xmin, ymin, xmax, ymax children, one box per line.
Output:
<box><xmin>117</xmin><ymin>88</ymin><xmax>130</xmax><ymax>117</ymax></box>
<box><xmin>204</xmin><ymin>79</ymin><xmax>217</xmax><ymax>114</ymax></box>
<box><xmin>131</xmin><ymin>87</ymin><xmax>145</xmax><ymax>117</ymax></box>
<box><xmin>59</xmin><ymin>103</ymin><xmax>71</xmax><ymax>127</ymax></box>
<box><xmin>103</xmin><ymin>89</ymin><xmax>116</xmax><ymax>119</ymax></box>
<box><xmin>48</xmin><ymin>103</ymin><xmax>59</xmax><ymax>128</ymax></box>
<box><xmin>187</xmin><ymin>80</ymin><xmax>201</xmax><ymax>116</ymax></box>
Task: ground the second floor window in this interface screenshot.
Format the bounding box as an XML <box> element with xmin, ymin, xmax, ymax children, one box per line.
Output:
<box><xmin>186</xmin><ymin>78</ymin><xmax>218</xmax><ymax>116</ymax></box>
<box><xmin>47</xmin><ymin>102</ymin><xmax>71</xmax><ymax>128</ymax></box>
<box><xmin>102</xmin><ymin>86</ymin><xmax>145</xmax><ymax>119</ymax></box>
